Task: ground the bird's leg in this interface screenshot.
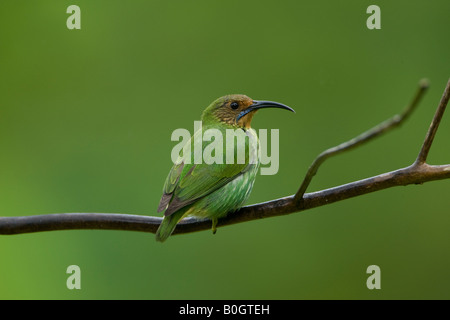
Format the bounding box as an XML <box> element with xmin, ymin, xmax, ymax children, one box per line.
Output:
<box><xmin>212</xmin><ymin>218</ymin><xmax>218</xmax><ymax>234</ymax></box>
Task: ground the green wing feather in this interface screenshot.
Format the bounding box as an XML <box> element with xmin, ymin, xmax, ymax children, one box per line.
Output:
<box><xmin>157</xmin><ymin>126</ymin><xmax>254</xmax><ymax>216</ymax></box>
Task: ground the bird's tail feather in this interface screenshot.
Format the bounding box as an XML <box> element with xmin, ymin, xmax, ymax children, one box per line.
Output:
<box><xmin>155</xmin><ymin>210</ymin><xmax>186</xmax><ymax>242</ymax></box>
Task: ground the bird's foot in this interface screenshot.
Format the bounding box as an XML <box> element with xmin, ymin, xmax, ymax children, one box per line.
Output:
<box><xmin>212</xmin><ymin>218</ymin><xmax>218</xmax><ymax>235</ymax></box>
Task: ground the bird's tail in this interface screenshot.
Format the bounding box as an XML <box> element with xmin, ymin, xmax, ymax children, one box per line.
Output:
<box><xmin>155</xmin><ymin>210</ymin><xmax>186</xmax><ymax>242</ymax></box>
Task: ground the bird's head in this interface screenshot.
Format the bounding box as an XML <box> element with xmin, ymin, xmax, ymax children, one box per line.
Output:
<box><xmin>202</xmin><ymin>94</ymin><xmax>295</xmax><ymax>129</ymax></box>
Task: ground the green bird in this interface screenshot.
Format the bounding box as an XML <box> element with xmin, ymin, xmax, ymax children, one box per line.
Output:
<box><xmin>155</xmin><ymin>94</ymin><xmax>294</xmax><ymax>242</ymax></box>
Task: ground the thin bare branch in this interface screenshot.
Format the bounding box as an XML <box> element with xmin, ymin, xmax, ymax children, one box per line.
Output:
<box><xmin>1</xmin><ymin>162</ymin><xmax>449</xmax><ymax>236</ymax></box>
<box><xmin>416</xmin><ymin>78</ymin><xmax>450</xmax><ymax>164</ymax></box>
<box><xmin>0</xmin><ymin>79</ymin><xmax>449</xmax><ymax>237</ymax></box>
<box><xmin>294</xmin><ymin>79</ymin><xmax>430</xmax><ymax>203</ymax></box>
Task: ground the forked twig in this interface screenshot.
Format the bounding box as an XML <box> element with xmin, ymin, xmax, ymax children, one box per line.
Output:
<box><xmin>0</xmin><ymin>79</ymin><xmax>449</xmax><ymax>236</ymax></box>
<box><xmin>416</xmin><ymin>79</ymin><xmax>450</xmax><ymax>164</ymax></box>
<box><xmin>294</xmin><ymin>79</ymin><xmax>429</xmax><ymax>203</ymax></box>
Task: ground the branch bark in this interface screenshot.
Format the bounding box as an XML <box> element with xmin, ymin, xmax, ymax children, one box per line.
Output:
<box><xmin>1</xmin><ymin>79</ymin><xmax>449</xmax><ymax>236</ymax></box>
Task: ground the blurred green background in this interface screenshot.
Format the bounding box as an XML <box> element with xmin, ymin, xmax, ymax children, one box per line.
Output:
<box><xmin>1</xmin><ymin>0</ymin><xmax>449</xmax><ymax>299</ymax></box>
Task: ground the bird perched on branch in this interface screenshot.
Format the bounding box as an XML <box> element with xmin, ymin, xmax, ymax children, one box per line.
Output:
<box><xmin>156</xmin><ymin>94</ymin><xmax>294</xmax><ymax>242</ymax></box>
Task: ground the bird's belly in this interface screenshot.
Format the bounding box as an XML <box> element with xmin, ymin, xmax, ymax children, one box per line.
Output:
<box><xmin>185</xmin><ymin>166</ymin><xmax>258</xmax><ymax>219</ymax></box>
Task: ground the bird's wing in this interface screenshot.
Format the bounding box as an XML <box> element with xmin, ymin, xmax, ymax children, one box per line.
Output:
<box><xmin>156</xmin><ymin>161</ymin><xmax>184</xmax><ymax>213</ymax></box>
<box><xmin>159</xmin><ymin>159</ymin><xmax>249</xmax><ymax>217</ymax></box>
<box><xmin>157</xmin><ymin>128</ymin><xmax>256</xmax><ymax>216</ymax></box>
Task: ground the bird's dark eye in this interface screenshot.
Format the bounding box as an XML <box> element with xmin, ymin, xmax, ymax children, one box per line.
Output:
<box><xmin>230</xmin><ymin>102</ymin><xmax>239</xmax><ymax>110</ymax></box>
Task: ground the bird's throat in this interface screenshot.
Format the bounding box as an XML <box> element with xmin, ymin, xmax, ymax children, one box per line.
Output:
<box><xmin>237</xmin><ymin>110</ymin><xmax>257</xmax><ymax>129</ymax></box>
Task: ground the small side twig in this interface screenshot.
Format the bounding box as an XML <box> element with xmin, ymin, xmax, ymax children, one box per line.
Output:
<box><xmin>294</xmin><ymin>79</ymin><xmax>430</xmax><ymax>203</ymax></box>
<box><xmin>415</xmin><ymin>78</ymin><xmax>450</xmax><ymax>164</ymax></box>
<box><xmin>0</xmin><ymin>78</ymin><xmax>449</xmax><ymax>236</ymax></box>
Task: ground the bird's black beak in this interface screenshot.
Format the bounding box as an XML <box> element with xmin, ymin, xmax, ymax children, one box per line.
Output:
<box><xmin>237</xmin><ymin>100</ymin><xmax>295</xmax><ymax>122</ymax></box>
